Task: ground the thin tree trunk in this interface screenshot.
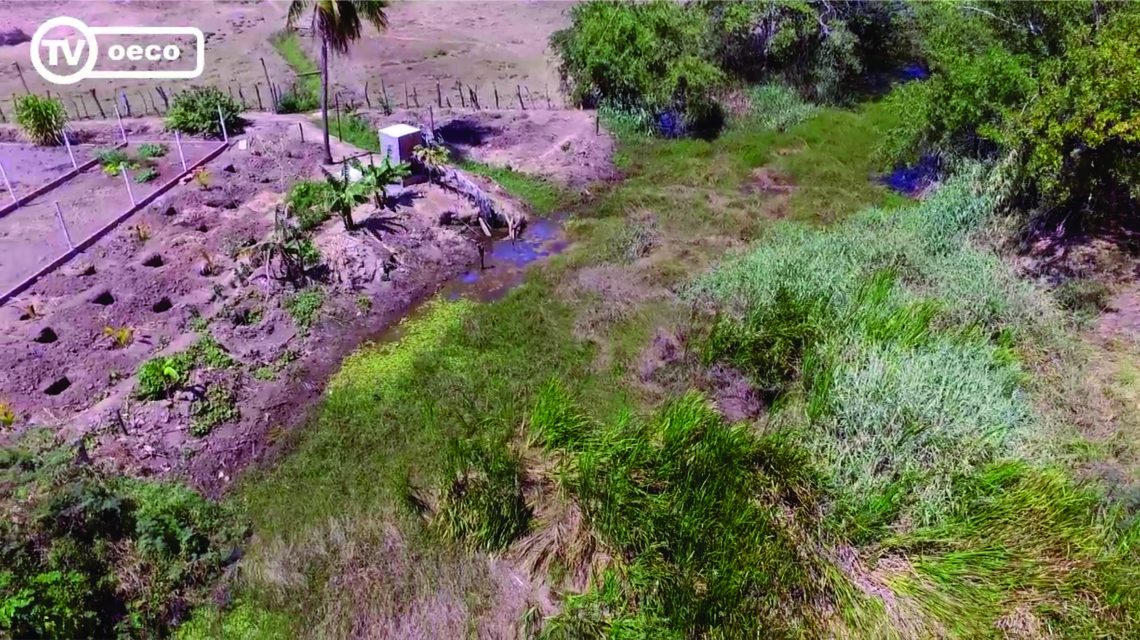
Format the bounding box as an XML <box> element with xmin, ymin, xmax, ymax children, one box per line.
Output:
<box><xmin>320</xmin><ymin>36</ymin><xmax>332</xmax><ymax>164</ymax></box>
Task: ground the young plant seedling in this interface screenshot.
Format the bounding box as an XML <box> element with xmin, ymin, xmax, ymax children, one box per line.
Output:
<box><xmin>131</xmin><ymin>224</ymin><xmax>152</xmax><ymax>243</ymax></box>
<box><xmin>103</xmin><ymin>325</ymin><xmax>134</xmax><ymax>349</ymax></box>
<box><xmin>0</xmin><ymin>401</ymin><xmax>15</xmax><ymax>427</ymax></box>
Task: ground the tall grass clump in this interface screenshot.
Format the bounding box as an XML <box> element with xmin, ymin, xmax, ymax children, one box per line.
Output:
<box><xmin>14</xmin><ymin>94</ymin><xmax>67</xmax><ymax>145</ymax></box>
<box><xmin>433</xmin><ymin>436</ymin><xmax>531</xmax><ymax>552</ymax></box>
<box><xmin>692</xmin><ymin>167</ymin><xmax>1057</xmax><ymax>529</ymax></box>
<box><xmin>745</xmin><ymin>84</ymin><xmax>817</xmax><ymax>131</ymax></box>
<box><xmin>531</xmin><ymin>383</ymin><xmax>834</xmax><ymax>636</ymax></box>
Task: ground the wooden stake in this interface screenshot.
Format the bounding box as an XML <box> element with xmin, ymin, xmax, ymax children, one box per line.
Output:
<box><xmin>428</xmin><ymin>104</ymin><xmax>435</xmax><ymax>133</ymax></box>
<box><xmin>254</xmin><ymin>83</ymin><xmax>264</xmax><ymax>110</ymax></box>
<box><xmin>121</xmin><ymin>91</ymin><xmax>132</xmax><ymax>117</ymax></box>
<box><xmin>517</xmin><ymin>85</ymin><xmax>525</xmax><ymax>110</ymax></box>
<box><xmin>364</xmin><ymin>81</ymin><xmax>371</xmax><ymax>108</ymax></box>
<box><xmin>90</xmin><ymin>89</ymin><xmax>106</xmax><ymax>118</ymax></box>
<box><xmin>413</xmin><ymin>86</ymin><xmax>419</xmax><ymax>108</ymax></box>
<box><xmin>546</xmin><ymin>83</ymin><xmax>551</xmax><ymax>109</ymax></box>
<box><xmin>380</xmin><ymin>76</ymin><xmax>390</xmax><ymax>113</ymax></box>
<box><xmin>494</xmin><ymin>83</ymin><xmax>500</xmax><ymax>109</ymax></box>
<box><xmin>155</xmin><ymin>86</ymin><xmax>169</xmax><ymax>111</ymax></box>
<box><xmin>238</xmin><ymin>85</ymin><xmax>248</xmax><ymax>108</ymax></box>
<box><xmin>260</xmin><ymin>57</ymin><xmax>277</xmax><ymax>104</ymax></box>
<box><xmin>404</xmin><ymin>82</ymin><xmax>409</xmax><ymax>109</ymax></box>
<box><xmin>78</xmin><ymin>94</ymin><xmax>90</xmax><ymax>118</ymax></box>
<box><xmin>335</xmin><ymin>93</ymin><xmax>342</xmax><ymax>140</ymax></box>
<box><xmin>457</xmin><ymin>81</ymin><xmax>465</xmax><ymax>108</ymax></box>
<box><xmin>437</xmin><ymin>81</ymin><xmax>442</xmax><ymax>108</ymax></box>
<box><xmin>13</xmin><ymin>62</ymin><xmax>29</xmax><ymax>94</ymax></box>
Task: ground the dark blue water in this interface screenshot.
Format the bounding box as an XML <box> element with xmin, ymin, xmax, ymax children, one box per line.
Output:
<box><xmin>882</xmin><ymin>155</ymin><xmax>940</xmax><ymax>197</ymax></box>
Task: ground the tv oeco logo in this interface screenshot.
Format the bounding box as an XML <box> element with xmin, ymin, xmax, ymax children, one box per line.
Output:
<box><xmin>31</xmin><ymin>16</ymin><xmax>204</xmax><ymax>85</ymax></box>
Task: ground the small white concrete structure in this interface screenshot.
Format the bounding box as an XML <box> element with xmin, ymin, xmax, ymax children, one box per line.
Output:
<box><xmin>380</xmin><ymin>123</ymin><xmax>423</xmax><ymax>163</ymax></box>
<box><xmin>379</xmin><ymin>123</ymin><xmax>424</xmax><ymax>187</ymax></box>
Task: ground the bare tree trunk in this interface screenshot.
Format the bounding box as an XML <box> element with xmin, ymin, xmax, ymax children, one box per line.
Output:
<box><xmin>320</xmin><ymin>36</ymin><xmax>333</xmax><ymax>164</ymax></box>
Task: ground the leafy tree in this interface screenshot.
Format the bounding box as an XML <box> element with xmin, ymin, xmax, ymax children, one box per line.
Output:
<box><xmin>286</xmin><ymin>0</ymin><xmax>390</xmax><ymax>164</ymax></box>
<box><xmin>550</xmin><ymin>0</ymin><xmax>725</xmax><ymax>132</ymax></box>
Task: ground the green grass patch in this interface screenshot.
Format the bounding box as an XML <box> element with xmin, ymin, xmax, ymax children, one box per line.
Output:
<box><xmin>269</xmin><ymin>31</ymin><xmax>319</xmax><ymax>113</ymax></box>
<box><xmin>313</xmin><ymin>113</ymin><xmax>379</xmax><ymax>152</ymax></box>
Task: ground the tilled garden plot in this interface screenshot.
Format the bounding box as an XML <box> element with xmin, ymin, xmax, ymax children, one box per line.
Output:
<box><xmin>0</xmin><ymin>124</ymin><xmax>486</xmax><ymax>494</ymax></box>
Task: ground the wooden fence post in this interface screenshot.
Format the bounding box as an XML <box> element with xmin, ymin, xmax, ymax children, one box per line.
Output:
<box><xmin>254</xmin><ymin>84</ymin><xmax>264</xmax><ymax>110</ymax></box>
<box><xmin>404</xmin><ymin>82</ymin><xmax>409</xmax><ymax>109</ymax></box>
<box><xmin>120</xmin><ymin>91</ymin><xmax>132</xmax><ymax>117</ymax></box>
<box><xmin>517</xmin><ymin>85</ymin><xmax>525</xmax><ymax>110</ymax></box>
<box><xmin>437</xmin><ymin>82</ymin><xmax>442</xmax><ymax>108</ymax></box>
<box><xmin>13</xmin><ymin>62</ymin><xmax>30</xmax><ymax>94</ymax></box>
<box><xmin>90</xmin><ymin>89</ymin><xmax>106</xmax><ymax>118</ymax></box>
<box><xmin>494</xmin><ymin>83</ymin><xmax>500</xmax><ymax>109</ymax></box>
<box><xmin>413</xmin><ymin>86</ymin><xmax>419</xmax><ymax>108</ymax></box>
<box><xmin>260</xmin><ymin>57</ymin><xmax>277</xmax><ymax>105</ymax></box>
<box><xmin>364</xmin><ymin>81</ymin><xmax>371</xmax><ymax>108</ymax></box>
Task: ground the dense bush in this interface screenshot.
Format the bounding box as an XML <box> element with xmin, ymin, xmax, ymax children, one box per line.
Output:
<box><xmin>550</xmin><ymin>0</ymin><xmax>914</xmax><ymax>137</ymax></box>
<box><xmin>14</xmin><ymin>95</ymin><xmax>67</xmax><ymax>145</ymax></box>
<box><xmin>880</xmin><ymin>1</ymin><xmax>1140</xmax><ymax>229</ymax></box>
<box><xmin>0</xmin><ymin>431</ymin><xmax>241</xmax><ymax>638</ymax></box>
<box><xmin>165</xmin><ymin>86</ymin><xmax>245</xmax><ymax>137</ymax></box>
<box><xmin>550</xmin><ymin>0</ymin><xmax>725</xmax><ymax>134</ymax></box>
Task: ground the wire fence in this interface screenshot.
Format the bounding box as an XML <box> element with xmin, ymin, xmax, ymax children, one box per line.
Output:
<box><xmin>0</xmin><ymin>59</ymin><xmax>570</xmax><ymax>124</ymax></box>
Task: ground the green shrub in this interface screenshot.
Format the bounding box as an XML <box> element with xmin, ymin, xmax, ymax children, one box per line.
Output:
<box><xmin>190</xmin><ymin>386</ymin><xmax>239</xmax><ymax>437</ymax></box>
<box><xmin>274</xmin><ymin>86</ymin><xmax>318</xmax><ymax>115</ymax></box>
<box><xmin>133</xmin><ymin>166</ymin><xmax>159</xmax><ymax>183</ymax></box>
<box><xmin>551</xmin><ymin>0</ymin><xmax>724</xmax><ymax>131</ymax></box>
<box><xmin>96</xmin><ymin>148</ymin><xmax>132</xmax><ymax>176</ymax></box>
<box><xmin>0</xmin><ymin>431</ymin><xmax>240</xmax><ymax>637</ymax></box>
<box><xmin>165</xmin><ymin>86</ymin><xmax>245</xmax><ymax>137</ymax></box>
<box><xmin>14</xmin><ymin>95</ymin><xmax>67</xmax><ymax>145</ymax></box>
<box><xmin>285</xmin><ymin>180</ymin><xmax>334</xmax><ymax>231</ymax></box>
<box><xmin>137</xmin><ymin>143</ymin><xmax>168</xmax><ymax>160</ymax></box>
<box><xmin>532</xmin><ymin>385</ymin><xmax>828</xmax><ymax>636</ymax></box>
<box><xmin>135</xmin><ymin>355</ymin><xmax>190</xmax><ymax>400</ymax></box>
<box><xmin>692</xmin><ymin>169</ymin><xmax>1056</xmax><ymax>528</ymax></box>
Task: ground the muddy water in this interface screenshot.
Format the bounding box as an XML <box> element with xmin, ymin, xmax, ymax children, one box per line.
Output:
<box><xmin>448</xmin><ymin>217</ymin><xmax>568</xmax><ymax>301</ymax></box>
<box><xmin>374</xmin><ymin>216</ymin><xmax>568</xmax><ymax>343</ymax></box>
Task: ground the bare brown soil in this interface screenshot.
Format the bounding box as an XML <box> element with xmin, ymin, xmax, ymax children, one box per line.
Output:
<box><xmin>0</xmin><ymin>1</ymin><xmax>568</xmax><ymax>117</ymax></box>
<box><xmin>0</xmin><ymin>138</ymin><xmax>219</xmax><ymax>292</ymax></box>
<box><xmin>0</xmin><ymin>117</ymin><xmax>496</xmax><ymax>495</ymax></box>
<box><xmin>367</xmin><ymin>107</ymin><xmax>617</xmax><ymax>188</ymax></box>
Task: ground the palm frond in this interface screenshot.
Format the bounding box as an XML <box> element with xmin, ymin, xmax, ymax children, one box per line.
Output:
<box><xmin>285</xmin><ymin>0</ymin><xmax>310</xmax><ymax>30</ymax></box>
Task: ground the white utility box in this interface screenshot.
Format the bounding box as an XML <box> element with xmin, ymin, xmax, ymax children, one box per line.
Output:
<box><xmin>379</xmin><ymin>124</ymin><xmax>424</xmax><ymax>187</ymax></box>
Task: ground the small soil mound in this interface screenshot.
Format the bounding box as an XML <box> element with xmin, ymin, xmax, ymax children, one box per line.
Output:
<box><xmin>744</xmin><ymin>167</ymin><xmax>796</xmax><ymax>195</ymax></box>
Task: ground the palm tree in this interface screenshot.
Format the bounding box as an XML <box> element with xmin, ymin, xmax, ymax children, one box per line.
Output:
<box><xmin>286</xmin><ymin>0</ymin><xmax>389</xmax><ymax>164</ymax></box>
